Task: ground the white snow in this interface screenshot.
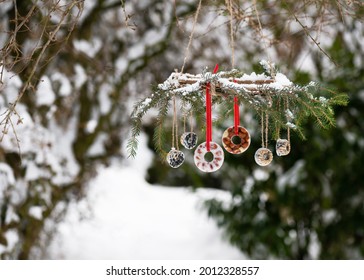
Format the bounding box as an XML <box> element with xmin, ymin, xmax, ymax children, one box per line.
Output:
<box><xmin>296</xmin><ymin>50</ymin><xmax>317</xmax><ymax>76</ymax></box>
<box><xmin>322</xmin><ymin>209</ymin><xmax>337</xmax><ymax>225</ymax></box>
<box><xmin>0</xmin><ymin>162</ymin><xmax>15</xmax><ymax>186</ymax></box>
<box><xmin>270</xmin><ymin>73</ymin><xmax>293</xmax><ymax>90</ymax></box>
<box><xmin>143</xmin><ymin>28</ymin><xmax>168</xmax><ymax>46</ymax></box>
<box><xmin>28</xmin><ymin>206</ymin><xmax>44</xmax><ymax>220</ymax></box>
<box><xmin>85</xmin><ymin>119</ymin><xmax>98</xmax><ymax>134</ymax></box>
<box><xmin>36</xmin><ymin>76</ymin><xmax>56</xmax><ymax>106</ymax></box>
<box><xmin>253</xmin><ymin>168</ymin><xmax>269</xmax><ymax>181</ymax></box>
<box><xmin>260</xmin><ymin>60</ymin><xmax>275</xmax><ymax>71</ymax></box>
<box><xmin>51</xmin><ymin>72</ymin><xmax>72</xmax><ymax>96</ymax></box>
<box><xmin>25</xmin><ymin>161</ymin><xmax>45</xmax><ymax>181</ymax></box>
<box><xmin>98</xmin><ymin>83</ymin><xmax>112</xmax><ymax>114</ymax></box>
<box><xmin>0</xmin><ymin>1</ymin><xmax>12</xmax><ymax>14</ymax></box>
<box><xmin>87</xmin><ymin>133</ymin><xmax>107</xmax><ymax>157</ymax></box>
<box><xmin>3</xmin><ymin>230</ymin><xmax>19</xmax><ymax>254</ymax></box>
<box><xmin>48</xmin><ymin>133</ymin><xmax>244</xmax><ymax>260</ymax></box>
<box><xmin>128</xmin><ymin>43</ymin><xmax>145</xmax><ymax>60</ymax></box>
<box><xmin>276</xmin><ymin>160</ymin><xmax>305</xmax><ymax>192</ymax></box>
<box><xmin>0</xmin><ymin>80</ymin><xmax>5</xmax><ymax>91</ymax></box>
<box><xmin>158</xmin><ymin>66</ymin><xmax>295</xmax><ymax>95</ymax></box>
<box><xmin>4</xmin><ymin>205</ymin><xmax>19</xmax><ymax>224</ymax></box>
<box><xmin>49</xmin><ymin>118</ymin><xmax>80</xmax><ymax>185</ymax></box>
<box><xmin>115</xmin><ymin>57</ymin><xmax>128</xmax><ymax>77</ymax></box>
<box><xmin>285</xmin><ymin>109</ymin><xmax>294</xmax><ymax>120</ymax></box>
<box><xmin>173</xmin><ymin>82</ymin><xmax>200</xmax><ymax>94</ymax></box>
<box><xmin>0</xmin><ymin>68</ymin><xmax>23</xmax><ymax>105</ymax></box>
<box><xmin>240</xmin><ymin>72</ymin><xmax>268</xmax><ymax>81</ymax></box>
<box><xmin>158</xmin><ymin>73</ymin><xmax>181</xmax><ymax>90</ymax></box>
<box><xmin>73</xmin><ymin>38</ymin><xmax>102</xmax><ymax>58</ymax></box>
<box><xmin>78</xmin><ymin>0</ymin><xmax>97</xmax><ymax>23</ymax></box>
<box><xmin>286</xmin><ymin>122</ymin><xmax>297</xmax><ymax>129</ymax></box>
<box><xmin>274</xmin><ymin>73</ymin><xmax>292</xmax><ymax>86</ymax></box>
<box><xmin>319</xmin><ymin>96</ymin><xmax>328</xmax><ymax>105</ymax></box>
<box><xmin>142</xmin><ymin>97</ymin><xmax>152</xmax><ymax>107</ymax></box>
<box><xmin>74</xmin><ymin>64</ymin><xmax>87</xmax><ymax>89</ymax></box>
<box><xmin>308</xmin><ymin>231</ymin><xmax>321</xmax><ymax>259</ymax></box>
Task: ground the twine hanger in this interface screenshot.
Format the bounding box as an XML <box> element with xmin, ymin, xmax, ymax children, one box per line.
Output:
<box><xmin>261</xmin><ymin>111</ymin><xmax>269</xmax><ymax>148</ymax></box>
<box><xmin>182</xmin><ymin>105</ymin><xmax>195</xmax><ymax>134</ymax></box>
<box><xmin>285</xmin><ymin>97</ymin><xmax>291</xmax><ymax>144</ymax></box>
<box><xmin>171</xmin><ymin>95</ymin><xmax>179</xmax><ymax>150</ymax></box>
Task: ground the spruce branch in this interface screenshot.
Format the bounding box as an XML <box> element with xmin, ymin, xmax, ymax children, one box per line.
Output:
<box><xmin>153</xmin><ymin>96</ymin><xmax>170</xmax><ymax>161</ymax></box>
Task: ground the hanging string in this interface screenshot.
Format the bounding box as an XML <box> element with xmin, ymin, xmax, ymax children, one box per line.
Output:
<box><xmin>189</xmin><ymin>111</ymin><xmax>194</xmax><ymax>132</ymax></box>
<box><xmin>175</xmin><ymin>98</ymin><xmax>179</xmax><ymax>150</ymax></box>
<box><xmin>180</xmin><ymin>0</ymin><xmax>203</xmax><ymax>74</ymax></box>
<box><xmin>206</xmin><ymin>81</ymin><xmax>212</xmax><ymax>152</ymax></box>
<box><xmin>276</xmin><ymin>97</ymin><xmax>281</xmax><ymax>139</ymax></box>
<box><xmin>234</xmin><ymin>95</ymin><xmax>239</xmax><ymax>135</ymax></box>
<box><xmin>285</xmin><ymin>97</ymin><xmax>291</xmax><ymax>143</ymax></box>
<box><xmin>261</xmin><ymin>112</ymin><xmax>264</xmax><ymax>148</ymax></box>
<box><xmin>206</xmin><ymin>64</ymin><xmax>219</xmax><ymax>152</ymax></box>
<box><xmin>260</xmin><ymin>111</ymin><xmax>269</xmax><ymax>148</ymax></box>
<box><xmin>183</xmin><ymin>113</ymin><xmax>186</xmax><ymax>133</ymax></box>
<box><xmin>171</xmin><ymin>95</ymin><xmax>179</xmax><ymax>149</ymax></box>
<box><xmin>172</xmin><ymin>96</ymin><xmax>175</xmax><ymax>148</ymax></box>
<box><xmin>265</xmin><ymin>112</ymin><xmax>269</xmax><ymax>148</ymax></box>
<box><xmin>225</xmin><ymin>0</ymin><xmax>235</xmax><ymax>68</ymax></box>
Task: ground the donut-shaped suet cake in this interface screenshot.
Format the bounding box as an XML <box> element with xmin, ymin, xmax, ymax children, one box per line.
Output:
<box><xmin>180</xmin><ymin>132</ymin><xmax>198</xmax><ymax>149</ymax></box>
<box><xmin>276</xmin><ymin>139</ymin><xmax>290</xmax><ymax>156</ymax></box>
<box><xmin>254</xmin><ymin>147</ymin><xmax>273</xmax><ymax>166</ymax></box>
<box><xmin>194</xmin><ymin>141</ymin><xmax>224</xmax><ymax>172</ymax></box>
<box><xmin>166</xmin><ymin>148</ymin><xmax>185</xmax><ymax>168</ymax></box>
<box><xmin>222</xmin><ymin>126</ymin><xmax>251</xmax><ymax>154</ymax></box>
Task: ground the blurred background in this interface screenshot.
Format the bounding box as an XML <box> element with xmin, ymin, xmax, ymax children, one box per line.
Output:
<box><xmin>0</xmin><ymin>0</ymin><xmax>364</xmax><ymax>260</ymax></box>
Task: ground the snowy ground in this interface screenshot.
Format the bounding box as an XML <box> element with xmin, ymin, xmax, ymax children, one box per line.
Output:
<box><xmin>48</xmin><ymin>134</ymin><xmax>244</xmax><ymax>259</ymax></box>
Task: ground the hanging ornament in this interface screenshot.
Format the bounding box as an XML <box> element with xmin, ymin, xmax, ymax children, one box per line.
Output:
<box><xmin>255</xmin><ymin>112</ymin><xmax>273</xmax><ymax>166</ymax></box>
<box><xmin>180</xmin><ymin>111</ymin><xmax>198</xmax><ymax>149</ymax></box>
<box><xmin>276</xmin><ymin>138</ymin><xmax>290</xmax><ymax>156</ymax></box>
<box><xmin>255</xmin><ymin>148</ymin><xmax>273</xmax><ymax>166</ymax></box>
<box><xmin>222</xmin><ymin>126</ymin><xmax>250</xmax><ymax>154</ymax></box>
<box><xmin>167</xmin><ymin>95</ymin><xmax>185</xmax><ymax>168</ymax></box>
<box><xmin>222</xmin><ymin>95</ymin><xmax>250</xmax><ymax>154</ymax></box>
<box><xmin>194</xmin><ymin>64</ymin><xmax>224</xmax><ymax>172</ymax></box>
<box><xmin>194</xmin><ymin>141</ymin><xmax>224</xmax><ymax>172</ymax></box>
<box><xmin>167</xmin><ymin>148</ymin><xmax>185</xmax><ymax>168</ymax></box>
<box><xmin>275</xmin><ymin>98</ymin><xmax>292</xmax><ymax>157</ymax></box>
<box><xmin>180</xmin><ymin>132</ymin><xmax>198</xmax><ymax>149</ymax></box>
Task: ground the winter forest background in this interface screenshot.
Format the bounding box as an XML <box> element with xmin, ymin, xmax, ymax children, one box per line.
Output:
<box><xmin>1</xmin><ymin>0</ymin><xmax>364</xmax><ymax>260</ymax></box>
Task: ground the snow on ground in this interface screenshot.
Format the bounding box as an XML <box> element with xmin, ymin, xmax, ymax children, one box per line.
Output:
<box><xmin>48</xmin><ymin>134</ymin><xmax>244</xmax><ymax>259</ymax></box>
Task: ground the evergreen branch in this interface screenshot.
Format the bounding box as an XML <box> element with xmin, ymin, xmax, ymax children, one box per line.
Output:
<box><xmin>327</xmin><ymin>93</ymin><xmax>349</xmax><ymax>106</ymax></box>
<box><xmin>127</xmin><ymin>90</ymin><xmax>169</xmax><ymax>158</ymax></box>
<box><xmin>153</xmin><ymin>96</ymin><xmax>170</xmax><ymax>161</ymax></box>
<box><xmin>127</xmin><ymin>116</ymin><xmax>142</xmax><ymax>158</ymax></box>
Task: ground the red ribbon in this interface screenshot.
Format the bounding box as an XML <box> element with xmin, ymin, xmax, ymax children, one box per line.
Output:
<box><xmin>233</xmin><ymin>78</ymin><xmax>239</xmax><ymax>135</ymax></box>
<box><xmin>206</xmin><ymin>64</ymin><xmax>219</xmax><ymax>151</ymax></box>
<box><xmin>234</xmin><ymin>96</ymin><xmax>240</xmax><ymax>135</ymax></box>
